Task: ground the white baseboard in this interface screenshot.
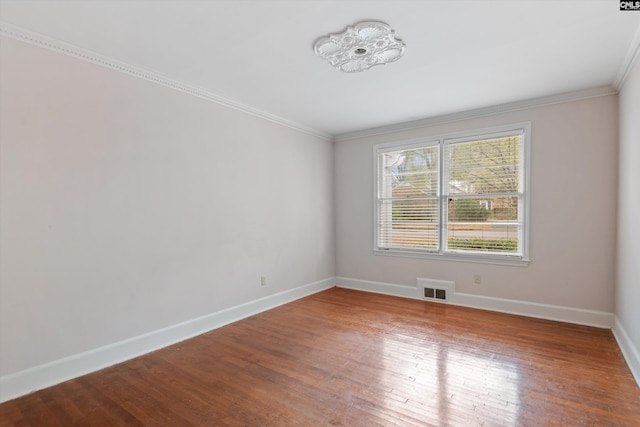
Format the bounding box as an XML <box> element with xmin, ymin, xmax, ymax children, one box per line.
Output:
<box><xmin>336</xmin><ymin>277</ymin><xmax>423</xmax><ymax>299</ymax></box>
<box><xmin>335</xmin><ymin>276</ymin><xmax>613</xmax><ymax>328</ymax></box>
<box><xmin>0</xmin><ymin>277</ymin><xmax>334</xmax><ymax>404</ymax></box>
<box><xmin>612</xmin><ymin>317</ymin><xmax>640</xmax><ymax>387</ymax></box>
<box><xmin>451</xmin><ymin>292</ymin><xmax>613</xmax><ymax>329</ymax></box>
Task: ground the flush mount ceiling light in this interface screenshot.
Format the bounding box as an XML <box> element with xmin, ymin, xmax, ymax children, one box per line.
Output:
<box><xmin>314</xmin><ymin>21</ymin><xmax>405</xmax><ymax>73</ymax></box>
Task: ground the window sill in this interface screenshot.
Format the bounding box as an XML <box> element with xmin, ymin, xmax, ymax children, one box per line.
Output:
<box><xmin>373</xmin><ymin>248</ymin><xmax>530</xmax><ymax>267</ymax></box>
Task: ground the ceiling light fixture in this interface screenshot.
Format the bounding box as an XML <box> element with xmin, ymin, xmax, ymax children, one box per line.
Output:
<box><xmin>314</xmin><ymin>21</ymin><xmax>405</xmax><ymax>73</ymax></box>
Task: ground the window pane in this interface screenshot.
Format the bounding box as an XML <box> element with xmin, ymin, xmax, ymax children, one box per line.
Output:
<box><xmin>447</xmin><ymin>136</ymin><xmax>520</xmax><ymax>195</ymax></box>
<box><xmin>381</xmin><ymin>147</ymin><xmax>439</xmax><ymax>198</ymax></box>
<box><xmin>446</xmin><ymin>196</ymin><xmax>519</xmax><ymax>254</ymax></box>
<box><xmin>379</xmin><ymin>199</ymin><xmax>438</xmax><ymax>249</ymax></box>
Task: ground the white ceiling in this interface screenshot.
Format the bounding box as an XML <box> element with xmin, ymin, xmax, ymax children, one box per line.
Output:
<box><xmin>1</xmin><ymin>0</ymin><xmax>639</xmax><ymax>137</ymax></box>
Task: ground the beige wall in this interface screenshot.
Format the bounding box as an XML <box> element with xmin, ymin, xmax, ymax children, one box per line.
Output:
<box><xmin>335</xmin><ymin>95</ymin><xmax>618</xmax><ymax>312</ymax></box>
<box><xmin>0</xmin><ymin>36</ymin><xmax>335</xmax><ymax>376</ymax></box>
<box><xmin>616</xmin><ymin>54</ymin><xmax>640</xmax><ymax>367</ymax></box>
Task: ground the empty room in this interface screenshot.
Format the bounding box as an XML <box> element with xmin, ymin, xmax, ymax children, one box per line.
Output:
<box><xmin>1</xmin><ymin>0</ymin><xmax>639</xmax><ymax>425</ymax></box>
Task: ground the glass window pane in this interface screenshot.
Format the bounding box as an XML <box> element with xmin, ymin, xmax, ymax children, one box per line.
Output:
<box><xmin>447</xmin><ymin>136</ymin><xmax>520</xmax><ymax>195</ymax></box>
<box><xmin>381</xmin><ymin>146</ymin><xmax>439</xmax><ymax>197</ymax></box>
<box><xmin>446</xmin><ymin>196</ymin><xmax>519</xmax><ymax>254</ymax></box>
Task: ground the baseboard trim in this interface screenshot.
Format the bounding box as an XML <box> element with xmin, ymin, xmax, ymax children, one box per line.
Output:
<box><xmin>336</xmin><ymin>277</ymin><xmax>422</xmax><ymax>299</ymax></box>
<box><xmin>0</xmin><ymin>278</ymin><xmax>334</xmax><ymax>403</ymax></box>
<box><xmin>335</xmin><ymin>276</ymin><xmax>613</xmax><ymax>329</ymax></box>
<box><xmin>451</xmin><ymin>292</ymin><xmax>613</xmax><ymax>329</ymax></box>
<box><xmin>612</xmin><ymin>317</ymin><xmax>640</xmax><ymax>387</ymax></box>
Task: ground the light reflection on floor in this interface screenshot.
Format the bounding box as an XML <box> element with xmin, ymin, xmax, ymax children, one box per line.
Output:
<box><xmin>381</xmin><ymin>335</ymin><xmax>521</xmax><ymax>426</ymax></box>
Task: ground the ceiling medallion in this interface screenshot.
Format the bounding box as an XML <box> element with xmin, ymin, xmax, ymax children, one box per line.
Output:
<box><xmin>314</xmin><ymin>21</ymin><xmax>405</xmax><ymax>73</ymax></box>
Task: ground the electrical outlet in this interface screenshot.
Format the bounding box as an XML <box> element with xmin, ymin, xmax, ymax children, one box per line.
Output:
<box><xmin>473</xmin><ymin>274</ymin><xmax>481</xmax><ymax>284</ymax></box>
<box><xmin>261</xmin><ymin>276</ymin><xmax>267</xmax><ymax>286</ymax></box>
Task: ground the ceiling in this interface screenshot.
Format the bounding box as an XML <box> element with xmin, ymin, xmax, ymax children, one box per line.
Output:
<box><xmin>1</xmin><ymin>1</ymin><xmax>639</xmax><ymax>138</ymax></box>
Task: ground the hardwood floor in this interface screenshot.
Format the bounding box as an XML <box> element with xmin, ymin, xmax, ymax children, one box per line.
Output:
<box><xmin>1</xmin><ymin>287</ymin><xmax>639</xmax><ymax>426</ymax></box>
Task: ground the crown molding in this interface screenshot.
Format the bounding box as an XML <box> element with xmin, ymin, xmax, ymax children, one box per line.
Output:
<box><xmin>613</xmin><ymin>20</ymin><xmax>640</xmax><ymax>91</ymax></box>
<box><xmin>2</xmin><ymin>20</ymin><xmax>632</xmax><ymax>144</ymax></box>
<box><xmin>334</xmin><ymin>85</ymin><xmax>617</xmax><ymax>141</ymax></box>
<box><xmin>0</xmin><ymin>22</ymin><xmax>333</xmax><ymax>141</ymax></box>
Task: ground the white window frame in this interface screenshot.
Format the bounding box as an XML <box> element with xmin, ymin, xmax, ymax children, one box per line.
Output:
<box><xmin>373</xmin><ymin>123</ymin><xmax>531</xmax><ymax>266</ymax></box>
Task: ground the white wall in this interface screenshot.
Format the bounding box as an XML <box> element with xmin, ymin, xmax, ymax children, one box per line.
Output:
<box><xmin>0</xmin><ymin>36</ymin><xmax>335</xmax><ymax>377</ymax></box>
<box><xmin>335</xmin><ymin>95</ymin><xmax>618</xmax><ymax>313</ymax></box>
<box><xmin>616</xmin><ymin>52</ymin><xmax>640</xmax><ymax>380</ymax></box>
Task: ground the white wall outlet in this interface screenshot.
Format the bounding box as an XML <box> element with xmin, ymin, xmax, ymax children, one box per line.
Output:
<box><xmin>474</xmin><ymin>274</ymin><xmax>481</xmax><ymax>284</ymax></box>
<box><xmin>261</xmin><ymin>276</ymin><xmax>267</xmax><ymax>286</ymax></box>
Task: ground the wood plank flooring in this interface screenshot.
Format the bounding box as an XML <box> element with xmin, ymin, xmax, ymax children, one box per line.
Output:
<box><xmin>1</xmin><ymin>287</ymin><xmax>639</xmax><ymax>426</ymax></box>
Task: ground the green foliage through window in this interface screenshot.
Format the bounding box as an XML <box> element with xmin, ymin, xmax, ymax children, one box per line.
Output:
<box><xmin>448</xmin><ymin>238</ymin><xmax>518</xmax><ymax>252</ymax></box>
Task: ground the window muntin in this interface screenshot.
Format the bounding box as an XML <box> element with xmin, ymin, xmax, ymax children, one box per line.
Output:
<box><xmin>375</xmin><ymin>125</ymin><xmax>529</xmax><ymax>263</ymax></box>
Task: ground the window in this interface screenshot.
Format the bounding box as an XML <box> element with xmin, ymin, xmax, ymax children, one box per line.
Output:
<box><xmin>374</xmin><ymin>123</ymin><xmax>530</xmax><ymax>264</ymax></box>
